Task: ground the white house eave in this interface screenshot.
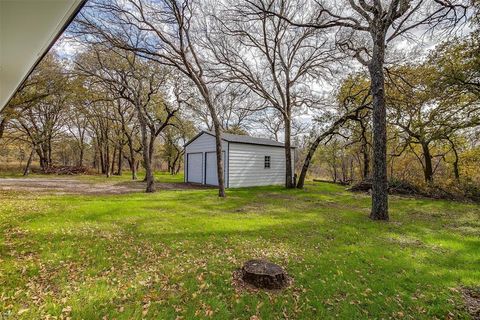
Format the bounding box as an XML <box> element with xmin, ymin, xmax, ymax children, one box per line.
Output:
<box><xmin>0</xmin><ymin>0</ymin><xmax>87</xmax><ymax>111</ymax></box>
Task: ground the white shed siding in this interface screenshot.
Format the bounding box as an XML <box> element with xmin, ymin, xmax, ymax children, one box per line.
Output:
<box><xmin>205</xmin><ymin>151</ymin><xmax>226</xmax><ymax>186</ymax></box>
<box><xmin>228</xmin><ymin>143</ymin><xmax>294</xmax><ymax>188</ymax></box>
<box><xmin>185</xmin><ymin>132</ymin><xmax>218</xmax><ymax>153</ymax></box>
<box><xmin>186</xmin><ymin>153</ymin><xmax>203</xmax><ymax>183</ymax></box>
<box><xmin>184</xmin><ymin>133</ymin><xmax>228</xmax><ymax>185</ymax></box>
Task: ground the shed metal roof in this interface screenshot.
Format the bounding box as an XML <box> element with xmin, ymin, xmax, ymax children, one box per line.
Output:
<box><xmin>185</xmin><ymin>131</ymin><xmax>292</xmax><ymax>148</ymax></box>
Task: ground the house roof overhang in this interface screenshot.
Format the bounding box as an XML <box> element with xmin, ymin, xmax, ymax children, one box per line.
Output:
<box><xmin>0</xmin><ymin>0</ymin><xmax>87</xmax><ymax>112</ymax></box>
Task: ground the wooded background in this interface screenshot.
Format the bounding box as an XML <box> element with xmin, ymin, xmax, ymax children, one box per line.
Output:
<box><xmin>0</xmin><ymin>0</ymin><xmax>478</xmax><ymax>212</ymax></box>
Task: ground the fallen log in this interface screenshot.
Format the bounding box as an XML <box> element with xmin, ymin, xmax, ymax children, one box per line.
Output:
<box><xmin>32</xmin><ymin>166</ymin><xmax>88</xmax><ymax>175</ymax></box>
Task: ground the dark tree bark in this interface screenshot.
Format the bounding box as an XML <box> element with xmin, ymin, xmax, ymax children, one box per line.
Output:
<box><xmin>36</xmin><ymin>146</ymin><xmax>49</xmax><ymax>173</ymax></box>
<box><xmin>23</xmin><ymin>146</ymin><xmax>35</xmax><ymax>176</ymax></box>
<box><xmin>175</xmin><ymin>155</ymin><xmax>182</xmax><ymax>174</ymax></box>
<box><xmin>99</xmin><ymin>148</ymin><xmax>105</xmax><ymax>174</ymax></box>
<box><xmin>453</xmin><ymin>152</ymin><xmax>460</xmax><ymax>181</ymax></box>
<box><xmin>452</xmin><ymin>146</ymin><xmax>460</xmax><ymax>182</ymax></box>
<box><xmin>421</xmin><ymin>142</ymin><xmax>434</xmax><ymax>183</ymax></box>
<box><xmin>111</xmin><ymin>146</ymin><xmax>117</xmax><ymax>176</ymax></box>
<box><xmin>138</xmin><ymin>110</ymin><xmax>155</xmax><ymax>193</ymax></box>
<box><xmin>368</xmin><ymin>33</ymin><xmax>389</xmax><ymax>221</ymax></box>
<box><xmin>128</xmin><ymin>143</ymin><xmax>137</xmax><ymax>180</ymax></box>
<box><xmin>169</xmin><ymin>149</ymin><xmax>181</xmax><ymax>175</ymax></box>
<box><xmin>283</xmin><ymin>112</ymin><xmax>294</xmax><ymax>188</ymax></box>
<box><xmin>47</xmin><ymin>138</ymin><xmax>53</xmax><ymax>168</ymax></box>
<box><xmin>297</xmin><ymin>136</ymin><xmax>322</xmax><ymax>189</ymax></box>
<box><xmin>0</xmin><ymin>117</ymin><xmax>7</xmax><ymax>141</ymax></box>
<box><xmin>79</xmin><ymin>147</ymin><xmax>84</xmax><ymax>167</ymax></box>
<box><xmin>93</xmin><ymin>149</ymin><xmax>98</xmax><ymax>173</ymax></box>
<box><xmin>117</xmin><ymin>147</ymin><xmax>123</xmax><ymax>175</ymax></box>
<box><xmin>212</xmin><ymin>122</ymin><xmax>226</xmax><ymax>197</ymax></box>
<box><xmin>104</xmin><ymin>142</ymin><xmax>111</xmax><ymax>178</ymax></box>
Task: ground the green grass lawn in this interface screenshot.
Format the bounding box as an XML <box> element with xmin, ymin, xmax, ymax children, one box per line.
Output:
<box><xmin>0</xmin><ymin>174</ymin><xmax>479</xmax><ymax>319</ymax></box>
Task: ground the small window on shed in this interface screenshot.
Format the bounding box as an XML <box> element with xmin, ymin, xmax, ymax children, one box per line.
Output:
<box><xmin>264</xmin><ymin>156</ymin><xmax>271</xmax><ymax>168</ymax></box>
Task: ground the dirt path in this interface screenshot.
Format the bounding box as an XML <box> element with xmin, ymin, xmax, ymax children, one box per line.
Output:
<box><xmin>0</xmin><ymin>177</ymin><xmax>207</xmax><ymax>195</ymax></box>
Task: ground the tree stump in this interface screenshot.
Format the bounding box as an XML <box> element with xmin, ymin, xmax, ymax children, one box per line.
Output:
<box><xmin>241</xmin><ymin>259</ymin><xmax>288</xmax><ymax>290</ymax></box>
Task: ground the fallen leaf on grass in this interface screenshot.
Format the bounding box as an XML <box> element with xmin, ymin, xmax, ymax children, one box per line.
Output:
<box><xmin>18</xmin><ymin>308</ymin><xmax>29</xmax><ymax>315</ymax></box>
<box><xmin>62</xmin><ymin>306</ymin><xmax>72</xmax><ymax>314</ymax></box>
<box><xmin>205</xmin><ymin>309</ymin><xmax>214</xmax><ymax>317</ymax></box>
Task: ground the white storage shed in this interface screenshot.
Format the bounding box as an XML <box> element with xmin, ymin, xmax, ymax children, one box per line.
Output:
<box><xmin>184</xmin><ymin>131</ymin><xmax>295</xmax><ymax>188</ymax></box>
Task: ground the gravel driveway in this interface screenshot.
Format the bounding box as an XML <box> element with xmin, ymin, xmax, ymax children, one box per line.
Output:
<box><xmin>0</xmin><ymin>177</ymin><xmax>207</xmax><ymax>195</ymax></box>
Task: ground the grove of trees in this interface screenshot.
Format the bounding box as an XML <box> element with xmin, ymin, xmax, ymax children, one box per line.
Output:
<box><xmin>0</xmin><ymin>0</ymin><xmax>478</xmax><ymax>220</ymax></box>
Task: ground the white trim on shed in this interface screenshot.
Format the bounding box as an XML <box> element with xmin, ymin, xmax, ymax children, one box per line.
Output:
<box><xmin>184</xmin><ymin>131</ymin><xmax>294</xmax><ymax>188</ymax></box>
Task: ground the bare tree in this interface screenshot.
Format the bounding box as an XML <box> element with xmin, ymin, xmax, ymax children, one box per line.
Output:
<box><xmin>66</xmin><ymin>79</ymin><xmax>91</xmax><ymax>167</ymax></box>
<box><xmin>7</xmin><ymin>54</ymin><xmax>70</xmax><ymax>174</ymax></box>
<box><xmin>180</xmin><ymin>82</ymin><xmax>262</xmax><ymax>133</ymax></box>
<box><xmin>209</xmin><ymin>0</ymin><xmax>337</xmax><ymax>188</ymax></box>
<box><xmin>114</xmin><ymin>98</ymin><xmax>141</xmax><ymax>180</ymax></box>
<box><xmin>84</xmin><ymin>98</ymin><xmax>115</xmax><ymax>177</ymax></box>
<box><xmin>75</xmin><ymin>45</ymin><xmax>178</xmax><ymax>192</ymax></box>
<box><xmin>74</xmin><ymin>0</ymin><xmax>228</xmax><ymax>197</ymax></box>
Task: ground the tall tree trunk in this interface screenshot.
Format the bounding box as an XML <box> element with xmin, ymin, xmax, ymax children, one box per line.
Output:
<box><xmin>39</xmin><ymin>145</ymin><xmax>47</xmax><ymax>170</ymax></box>
<box><xmin>117</xmin><ymin>146</ymin><xmax>123</xmax><ymax>175</ymax></box>
<box><xmin>212</xmin><ymin>122</ymin><xmax>226</xmax><ymax>197</ymax></box>
<box><xmin>194</xmin><ymin>80</ymin><xmax>225</xmax><ymax>197</ymax></box>
<box><xmin>79</xmin><ymin>145</ymin><xmax>84</xmax><ymax>167</ymax></box>
<box><xmin>148</xmin><ymin>129</ymin><xmax>155</xmax><ymax>174</ymax></box>
<box><xmin>36</xmin><ymin>147</ymin><xmax>47</xmax><ymax>172</ymax></box>
<box><xmin>47</xmin><ymin>139</ymin><xmax>52</xmax><ymax>168</ymax></box>
<box><xmin>453</xmin><ymin>154</ymin><xmax>460</xmax><ymax>182</ymax></box>
<box><xmin>23</xmin><ymin>146</ymin><xmax>35</xmax><ymax>176</ymax></box>
<box><xmin>111</xmin><ymin>146</ymin><xmax>117</xmax><ymax>176</ymax></box>
<box><xmin>296</xmin><ymin>137</ymin><xmax>321</xmax><ymax>189</ymax></box>
<box><xmin>171</xmin><ymin>151</ymin><xmax>180</xmax><ymax>175</ymax></box>
<box><xmin>421</xmin><ymin>142</ymin><xmax>434</xmax><ymax>183</ymax></box>
<box><xmin>128</xmin><ymin>143</ymin><xmax>137</xmax><ymax>180</ymax></box>
<box><xmin>175</xmin><ymin>155</ymin><xmax>182</xmax><ymax>174</ymax></box>
<box><xmin>368</xmin><ymin>33</ymin><xmax>389</xmax><ymax>221</ymax></box>
<box><xmin>138</xmin><ymin>110</ymin><xmax>155</xmax><ymax>192</ymax></box>
<box><xmin>447</xmin><ymin>138</ymin><xmax>460</xmax><ymax>182</ymax></box>
<box><xmin>99</xmin><ymin>144</ymin><xmax>105</xmax><ymax>174</ymax></box>
<box><xmin>93</xmin><ymin>149</ymin><xmax>98</xmax><ymax>173</ymax></box>
<box><xmin>105</xmin><ymin>141</ymin><xmax>111</xmax><ymax>178</ymax></box>
<box><xmin>284</xmin><ymin>112</ymin><xmax>294</xmax><ymax>188</ymax></box>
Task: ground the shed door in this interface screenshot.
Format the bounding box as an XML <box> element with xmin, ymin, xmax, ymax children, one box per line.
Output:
<box><xmin>205</xmin><ymin>151</ymin><xmax>226</xmax><ymax>186</ymax></box>
<box><xmin>187</xmin><ymin>153</ymin><xmax>203</xmax><ymax>183</ymax></box>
